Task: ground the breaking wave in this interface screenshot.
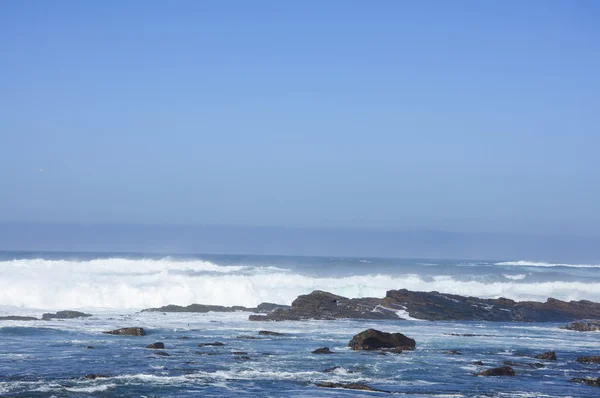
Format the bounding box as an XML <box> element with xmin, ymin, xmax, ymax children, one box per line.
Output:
<box><xmin>496</xmin><ymin>260</ymin><xmax>600</xmax><ymax>268</ymax></box>
<box><xmin>1</xmin><ymin>258</ymin><xmax>600</xmax><ymax>310</ymax></box>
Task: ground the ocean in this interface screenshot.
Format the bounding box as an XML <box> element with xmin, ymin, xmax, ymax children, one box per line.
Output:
<box><xmin>1</xmin><ymin>252</ymin><xmax>599</xmax><ymax>397</ymax></box>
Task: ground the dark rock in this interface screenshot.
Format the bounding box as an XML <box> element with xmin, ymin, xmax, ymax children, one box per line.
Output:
<box><xmin>571</xmin><ymin>377</ymin><xmax>600</xmax><ymax>387</ymax></box>
<box><xmin>349</xmin><ymin>329</ymin><xmax>416</xmax><ymax>351</ymax></box>
<box><xmin>312</xmin><ymin>347</ymin><xmax>334</xmax><ymax>354</ymax></box>
<box><xmin>535</xmin><ymin>351</ymin><xmax>557</xmax><ymax>361</ymax></box>
<box><xmin>477</xmin><ymin>366</ymin><xmax>515</xmax><ymax>376</ymax></box>
<box><xmin>198</xmin><ymin>342</ymin><xmax>225</xmax><ymax>347</ymax></box>
<box><xmin>0</xmin><ymin>316</ymin><xmax>38</xmax><ymax>321</ymax></box>
<box><xmin>86</xmin><ymin>346</ymin><xmax>94</xmax><ymax>349</ymax></box>
<box><xmin>103</xmin><ymin>327</ymin><xmax>145</xmax><ymax>336</ymax></box>
<box><xmin>84</xmin><ymin>374</ymin><xmax>109</xmax><ymax>379</ymax></box>
<box><xmin>472</xmin><ymin>361</ymin><xmax>485</xmax><ymax>366</ymax></box>
<box><xmin>316</xmin><ymin>382</ymin><xmax>389</xmax><ymax>393</ymax></box>
<box><xmin>237</xmin><ymin>335</ymin><xmax>261</xmax><ymax>340</ymax></box>
<box><xmin>504</xmin><ymin>360</ymin><xmax>544</xmax><ymax>368</ymax></box>
<box><xmin>42</xmin><ymin>311</ymin><xmax>91</xmax><ymax>320</ymax></box>
<box><xmin>256</xmin><ymin>303</ymin><xmax>291</xmax><ymax>313</ymax></box>
<box><xmin>250</xmin><ymin>289</ymin><xmax>600</xmax><ymax>322</ymax></box>
<box><xmin>578</xmin><ymin>355</ymin><xmax>600</xmax><ymax>363</ymax></box>
<box><xmin>445</xmin><ymin>350</ymin><xmax>462</xmax><ymax>355</ymax></box>
<box><xmin>178</xmin><ymin>336</ymin><xmax>190</xmax><ymax>340</ymax></box>
<box><xmin>235</xmin><ymin>355</ymin><xmax>251</xmax><ymax>360</ymax></box>
<box><xmin>563</xmin><ymin>320</ymin><xmax>600</xmax><ymax>332</ymax></box>
<box><xmin>153</xmin><ymin>351</ymin><xmax>170</xmax><ymax>356</ymax></box>
<box><xmin>323</xmin><ymin>366</ymin><xmax>341</xmax><ymax>373</ymax></box>
<box><xmin>142</xmin><ymin>304</ymin><xmax>252</xmax><ymax>313</ymax></box>
<box><xmin>232</xmin><ymin>351</ymin><xmax>248</xmax><ymax>355</ymax></box>
<box><xmin>145</xmin><ymin>342</ymin><xmax>165</xmax><ymax>349</ymax></box>
<box><xmin>258</xmin><ymin>330</ymin><xmax>285</xmax><ymax>336</ymax></box>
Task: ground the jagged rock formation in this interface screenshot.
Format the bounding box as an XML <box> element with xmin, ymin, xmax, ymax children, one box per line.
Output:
<box><xmin>103</xmin><ymin>327</ymin><xmax>146</xmax><ymax>336</ymax></box>
<box><xmin>249</xmin><ymin>289</ymin><xmax>600</xmax><ymax>322</ymax></box>
<box><xmin>42</xmin><ymin>311</ymin><xmax>91</xmax><ymax>320</ymax></box>
<box><xmin>563</xmin><ymin>320</ymin><xmax>600</xmax><ymax>331</ymax></box>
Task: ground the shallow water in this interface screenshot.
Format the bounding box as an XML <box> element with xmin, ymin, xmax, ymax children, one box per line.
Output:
<box><xmin>1</xmin><ymin>312</ymin><xmax>599</xmax><ymax>397</ymax></box>
<box><xmin>1</xmin><ymin>252</ymin><xmax>600</xmax><ymax>396</ymax></box>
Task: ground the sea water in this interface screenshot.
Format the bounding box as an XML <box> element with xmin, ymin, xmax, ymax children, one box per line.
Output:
<box><xmin>1</xmin><ymin>252</ymin><xmax>599</xmax><ymax>397</ymax></box>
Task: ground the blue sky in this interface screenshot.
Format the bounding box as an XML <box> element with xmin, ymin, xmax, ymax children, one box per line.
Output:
<box><xmin>1</xmin><ymin>1</ymin><xmax>599</xmax><ymax>236</ymax></box>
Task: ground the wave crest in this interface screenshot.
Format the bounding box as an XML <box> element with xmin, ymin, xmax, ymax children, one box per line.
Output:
<box><xmin>1</xmin><ymin>258</ymin><xmax>600</xmax><ymax>310</ymax></box>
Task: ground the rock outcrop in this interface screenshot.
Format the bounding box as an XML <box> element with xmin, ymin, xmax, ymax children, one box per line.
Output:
<box><xmin>258</xmin><ymin>330</ymin><xmax>285</xmax><ymax>336</ymax></box>
<box><xmin>316</xmin><ymin>382</ymin><xmax>389</xmax><ymax>393</ymax></box>
<box><xmin>312</xmin><ymin>347</ymin><xmax>334</xmax><ymax>354</ymax></box>
<box><xmin>84</xmin><ymin>374</ymin><xmax>109</xmax><ymax>379</ymax></box>
<box><xmin>535</xmin><ymin>351</ymin><xmax>557</xmax><ymax>360</ymax></box>
<box><xmin>42</xmin><ymin>311</ymin><xmax>91</xmax><ymax>320</ymax></box>
<box><xmin>477</xmin><ymin>366</ymin><xmax>515</xmax><ymax>376</ymax></box>
<box><xmin>142</xmin><ymin>304</ymin><xmax>251</xmax><ymax>313</ymax></box>
<box><xmin>571</xmin><ymin>377</ymin><xmax>600</xmax><ymax>387</ymax></box>
<box><xmin>142</xmin><ymin>302</ymin><xmax>289</xmax><ymax>313</ymax></box>
<box><xmin>103</xmin><ymin>327</ymin><xmax>145</xmax><ymax>336</ymax></box>
<box><xmin>563</xmin><ymin>320</ymin><xmax>600</xmax><ymax>332</ymax></box>
<box><xmin>145</xmin><ymin>342</ymin><xmax>165</xmax><ymax>349</ymax></box>
<box><xmin>249</xmin><ymin>289</ymin><xmax>600</xmax><ymax>322</ymax></box>
<box><xmin>0</xmin><ymin>316</ymin><xmax>38</xmax><ymax>321</ymax></box>
<box><xmin>349</xmin><ymin>329</ymin><xmax>416</xmax><ymax>351</ymax></box>
<box><xmin>578</xmin><ymin>355</ymin><xmax>600</xmax><ymax>363</ymax></box>
<box><xmin>198</xmin><ymin>342</ymin><xmax>225</xmax><ymax>347</ymax></box>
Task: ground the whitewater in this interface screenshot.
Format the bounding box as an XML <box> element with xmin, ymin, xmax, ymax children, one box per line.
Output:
<box><xmin>2</xmin><ymin>252</ymin><xmax>600</xmax><ymax>311</ymax></box>
<box><xmin>3</xmin><ymin>251</ymin><xmax>600</xmax><ymax>397</ymax></box>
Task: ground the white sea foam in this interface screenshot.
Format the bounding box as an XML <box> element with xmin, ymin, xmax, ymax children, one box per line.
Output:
<box><xmin>502</xmin><ymin>274</ymin><xmax>527</xmax><ymax>280</ymax></box>
<box><xmin>65</xmin><ymin>384</ymin><xmax>116</xmax><ymax>393</ymax></box>
<box><xmin>496</xmin><ymin>260</ymin><xmax>600</xmax><ymax>268</ymax></box>
<box><xmin>1</xmin><ymin>258</ymin><xmax>600</xmax><ymax>310</ymax></box>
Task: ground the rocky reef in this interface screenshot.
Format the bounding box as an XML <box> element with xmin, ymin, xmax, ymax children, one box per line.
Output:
<box><xmin>249</xmin><ymin>289</ymin><xmax>600</xmax><ymax>322</ymax></box>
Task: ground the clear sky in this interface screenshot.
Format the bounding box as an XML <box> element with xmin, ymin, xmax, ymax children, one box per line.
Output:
<box><xmin>1</xmin><ymin>1</ymin><xmax>599</xmax><ymax>236</ymax></box>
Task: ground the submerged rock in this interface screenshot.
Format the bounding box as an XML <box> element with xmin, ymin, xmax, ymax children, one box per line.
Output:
<box><xmin>503</xmin><ymin>360</ymin><xmax>544</xmax><ymax>368</ymax></box>
<box><xmin>258</xmin><ymin>330</ymin><xmax>285</xmax><ymax>336</ymax></box>
<box><xmin>84</xmin><ymin>374</ymin><xmax>109</xmax><ymax>379</ymax></box>
<box><xmin>472</xmin><ymin>361</ymin><xmax>485</xmax><ymax>366</ymax></box>
<box><xmin>86</xmin><ymin>346</ymin><xmax>94</xmax><ymax>349</ymax></box>
<box><xmin>563</xmin><ymin>320</ymin><xmax>600</xmax><ymax>332</ymax></box>
<box><xmin>477</xmin><ymin>366</ymin><xmax>515</xmax><ymax>376</ymax></box>
<box><xmin>236</xmin><ymin>335</ymin><xmax>261</xmax><ymax>340</ymax></box>
<box><xmin>349</xmin><ymin>329</ymin><xmax>416</xmax><ymax>351</ymax></box>
<box><xmin>444</xmin><ymin>350</ymin><xmax>462</xmax><ymax>355</ymax></box>
<box><xmin>103</xmin><ymin>327</ymin><xmax>145</xmax><ymax>336</ymax></box>
<box><xmin>571</xmin><ymin>377</ymin><xmax>600</xmax><ymax>387</ymax></box>
<box><xmin>312</xmin><ymin>347</ymin><xmax>334</xmax><ymax>354</ymax></box>
<box><xmin>535</xmin><ymin>351</ymin><xmax>557</xmax><ymax>361</ymax></box>
<box><xmin>42</xmin><ymin>311</ymin><xmax>91</xmax><ymax>320</ymax></box>
<box><xmin>0</xmin><ymin>316</ymin><xmax>38</xmax><ymax>321</ymax></box>
<box><xmin>153</xmin><ymin>351</ymin><xmax>170</xmax><ymax>356</ymax></box>
<box><xmin>198</xmin><ymin>342</ymin><xmax>225</xmax><ymax>347</ymax></box>
<box><xmin>316</xmin><ymin>382</ymin><xmax>389</xmax><ymax>393</ymax></box>
<box><xmin>231</xmin><ymin>351</ymin><xmax>248</xmax><ymax>355</ymax></box>
<box><xmin>578</xmin><ymin>355</ymin><xmax>600</xmax><ymax>363</ymax></box>
<box><xmin>145</xmin><ymin>342</ymin><xmax>165</xmax><ymax>349</ymax></box>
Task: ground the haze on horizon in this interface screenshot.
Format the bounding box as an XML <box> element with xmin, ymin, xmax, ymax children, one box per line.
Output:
<box><xmin>1</xmin><ymin>2</ymin><xmax>599</xmax><ymax>245</ymax></box>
